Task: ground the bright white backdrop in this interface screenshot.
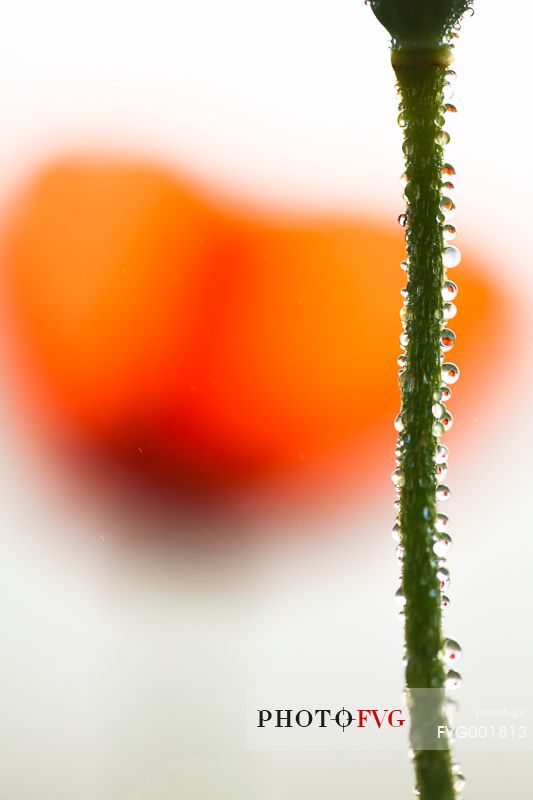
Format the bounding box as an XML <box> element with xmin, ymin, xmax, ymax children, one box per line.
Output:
<box><xmin>0</xmin><ymin>1</ymin><xmax>532</xmax><ymax>798</ymax></box>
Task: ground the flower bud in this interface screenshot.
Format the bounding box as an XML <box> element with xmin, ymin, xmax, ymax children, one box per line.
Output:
<box><xmin>369</xmin><ymin>0</ymin><xmax>471</xmax><ymax>51</ymax></box>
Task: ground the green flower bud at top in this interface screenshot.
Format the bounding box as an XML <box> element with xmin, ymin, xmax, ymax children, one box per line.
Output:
<box><xmin>370</xmin><ymin>0</ymin><xmax>472</xmax><ymax>52</ymax></box>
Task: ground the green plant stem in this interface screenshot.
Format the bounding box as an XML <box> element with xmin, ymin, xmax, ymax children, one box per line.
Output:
<box><xmin>395</xmin><ymin>50</ymin><xmax>455</xmax><ymax>800</ymax></box>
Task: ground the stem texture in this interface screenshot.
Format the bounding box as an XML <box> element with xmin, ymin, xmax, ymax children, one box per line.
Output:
<box><xmin>395</xmin><ymin>58</ymin><xmax>456</xmax><ymax>800</ymax></box>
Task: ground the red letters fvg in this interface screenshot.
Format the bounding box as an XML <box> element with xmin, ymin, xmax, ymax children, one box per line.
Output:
<box><xmin>257</xmin><ymin>708</ymin><xmax>405</xmax><ymax>729</ymax></box>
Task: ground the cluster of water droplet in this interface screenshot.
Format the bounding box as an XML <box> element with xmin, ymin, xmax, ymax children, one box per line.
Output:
<box><xmin>392</xmin><ymin>55</ymin><xmax>467</xmax><ymax>796</ymax></box>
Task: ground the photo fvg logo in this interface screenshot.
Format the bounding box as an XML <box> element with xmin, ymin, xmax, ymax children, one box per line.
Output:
<box><xmin>258</xmin><ymin>707</ymin><xmax>405</xmax><ymax>732</ymax></box>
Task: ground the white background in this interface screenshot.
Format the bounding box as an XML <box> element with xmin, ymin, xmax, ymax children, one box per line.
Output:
<box><xmin>1</xmin><ymin>1</ymin><xmax>532</xmax><ymax>798</ymax></box>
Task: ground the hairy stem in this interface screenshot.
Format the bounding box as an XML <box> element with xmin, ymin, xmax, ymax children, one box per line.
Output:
<box><xmin>395</xmin><ymin>51</ymin><xmax>456</xmax><ymax>800</ymax></box>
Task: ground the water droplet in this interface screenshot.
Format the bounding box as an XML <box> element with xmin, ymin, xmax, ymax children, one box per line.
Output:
<box><xmin>400</xmin><ymin>171</ymin><xmax>409</xmax><ymax>188</ymax></box>
<box><xmin>442</xmin><ymin>280</ymin><xmax>458</xmax><ymax>301</ymax></box>
<box><xmin>441</xmin><ymin>411</ymin><xmax>454</xmax><ymax>432</ymax></box>
<box><xmin>394</xmin><ymin>414</ymin><xmax>405</xmax><ymax>433</ymax></box>
<box><xmin>434</xmin><ymin>533</ymin><xmax>452</xmax><ymax>557</ymax></box>
<box><xmin>442</xmin><ymin>163</ymin><xmax>456</xmax><ymax>176</ymax></box>
<box><xmin>440</xmin><ymin>386</ymin><xmax>452</xmax><ymax>403</ymax></box>
<box><xmin>445</xmin><ymin>699</ymin><xmax>459</xmax><ymax>725</ymax></box>
<box><xmin>440</xmin><ymin>328</ymin><xmax>456</xmax><ymax>351</ymax></box>
<box><xmin>442</xmin><ymin>638</ymin><xmax>462</xmax><ymax>665</ymax></box>
<box><xmin>400</xmin><ymin>259</ymin><xmax>409</xmax><ymax>272</ymax></box>
<box><xmin>443</xmin><ymin>223</ymin><xmax>457</xmax><ymax>240</ymax></box>
<box><xmin>443</xmin><ymin>302</ymin><xmax>457</xmax><ymax>320</ymax></box>
<box><xmin>391</xmin><ymin>468</ymin><xmax>404</xmax><ymax>487</ymax></box>
<box><xmin>446</xmin><ymin>69</ymin><xmax>457</xmax><ymax>83</ymax></box>
<box><xmin>437</xmin><ymin>484</ymin><xmax>451</xmax><ymax>501</ymax></box>
<box><xmin>400</xmin><ymin>331</ymin><xmax>409</xmax><ymax>348</ymax></box>
<box><xmin>433</xmin><ymin>420</ymin><xmax>445</xmax><ymax>437</ymax></box>
<box><xmin>392</xmin><ymin>522</ymin><xmax>401</xmax><ymax>543</ymax></box>
<box><xmin>435</xmin><ymin>463</ymin><xmax>448</xmax><ymax>482</ymax></box>
<box><xmin>400</xmin><ymin>307</ymin><xmax>408</xmax><ymax>326</ymax></box>
<box><xmin>442</xmin><ymin>180</ymin><xmax>455</xmax><ymax>193</ymax></box>
<box><xmin>397</xmin><ymin>112</ymin><xmax>407</xmax><ymax>128</ymax></box>
<box><xmin>442</xmin><ymin>363</ymin><xmax>460</xmax><ymax>384</ymax></box>
<box><xmin>397</xmin><ymin>354</ymin><xmax>406</xmax><ymax>368</ymax></box>
<box><xmin>451</xmin><ymin>763</ymin><xmax>462</xmax><ymax>775</ymax></box>
<box><xmin>453</xmin><ymin>775</ymin><xmax>466</xmax><ymax>793</ymax></box>
<box><xmin>437</xmin><ymin>566</ymin><xmax>450</xmax><ymax>590</ymax></box>
<box><xmin>440</xmin><ymin>196</ymin><xmax>455</xmax><ymax>214</ymax></box>
<box><xmin>404</xmin><ymin>181</ymin><xmax>420</xmax><ymax>200</ymax></box>
<box><xmin>436</xmin><ymin>130</ymin><xmax>450</xmax><ymax>146</ymax></box>
<box><xmin>445</xmin><ymin>103</ymin><xmax>457</xmax><ymax>114</ymax></box>
<box><xmin>441</xmin><ymin>594</ymin><xmax>451</xmax><ymax>609</ymax></box>
<box><xmin>443</xmin><ymin>245</ymin><xmax>462</xmax><ymax>268</ymax></box>
<box><xmin>442</xmin><ymin>83</ymin><xmax>454</xmax><ymax>102</ymax></box>
<box><xmin>398</xmin><ymin>213</ymin><xmax>408</xmax><ymax>228</ymax></box>
<box><xmin>432</xmin><ymin>402</ymin><xmax>446</xmax><ymax>419</ymax></box>
<box><xmin>435</xmin><ymin>444</ymin><xmax>449</xmax><ymax>464</ymax></box>
<box><xmin>395</xmin><ymin>587</ymin><xmax>406</xmax><ymax>607</ymax></box>
<box><xmin>445</xmin><ymin>670</ymin><xmax>462</xmax><ymax>690</ymax></box>
<box><xmin>436</xmin><ymin>512</ymin><xmax>449</xmax><ymax>532</ymax></box>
